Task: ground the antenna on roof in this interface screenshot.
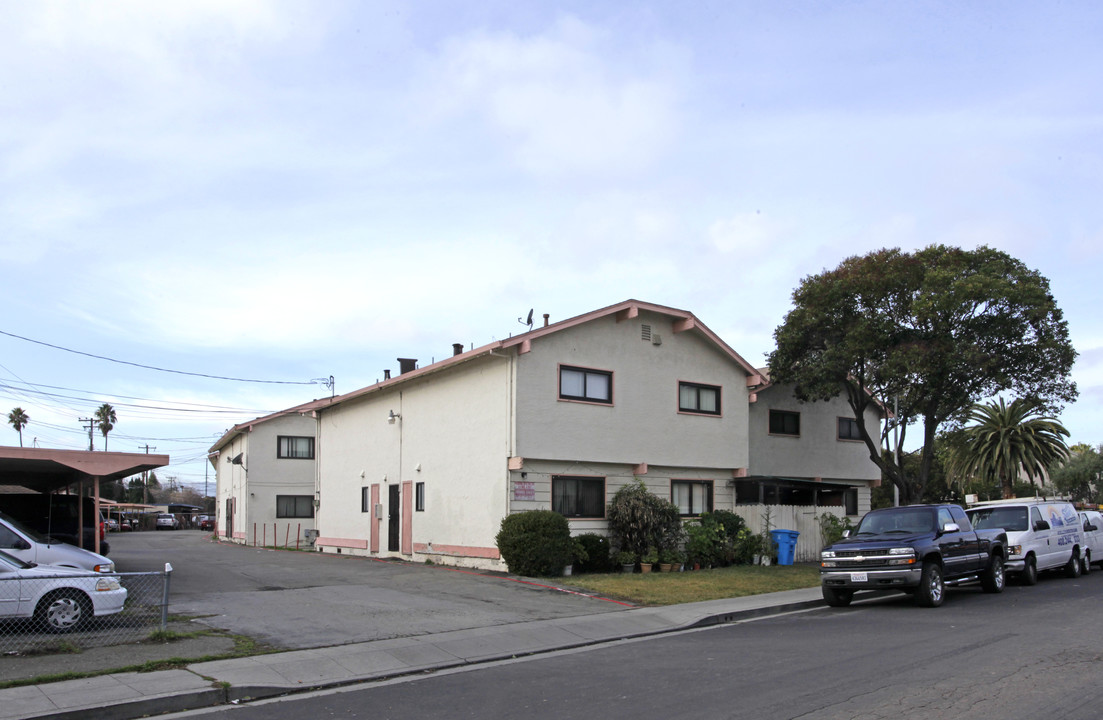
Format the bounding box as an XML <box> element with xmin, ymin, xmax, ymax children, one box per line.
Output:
<box><xmin>518</xmin><ymin>308</ymin><xmax>534</xmax><ymax>330</ymax></box>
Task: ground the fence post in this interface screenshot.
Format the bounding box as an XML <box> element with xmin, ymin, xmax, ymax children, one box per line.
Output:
<box><xmin>161</xmin><ymin>563</ymin><xmax>173</xmax><ymax>633</ymax></box>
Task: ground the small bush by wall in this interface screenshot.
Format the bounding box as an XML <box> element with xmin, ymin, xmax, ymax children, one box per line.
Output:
<box><xmin>495</xmin><ymin>510</ymin><xmax>574</xmax><ymax>577</ymax></box>
<box><xmin>575</xmin><ymin>533</ymin><xmax>611</xmax><ymax>573</ymax></box>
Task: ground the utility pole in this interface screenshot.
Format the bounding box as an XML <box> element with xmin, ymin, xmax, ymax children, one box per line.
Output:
<box><xmin>138</xmin><ymin>444</ymin><xmax>156</xmax><ymax>504</ymax></box>
<box><xmin>79</xmin><ymin>418</ymin><xmax>95</xmax><ymax>451</ymax></box>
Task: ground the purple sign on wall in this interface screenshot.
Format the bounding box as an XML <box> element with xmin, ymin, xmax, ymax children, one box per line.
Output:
<box><xmin>513</xmin><ymin>481</ymin><xmax>535</xmax><ymax>501</ymax></box>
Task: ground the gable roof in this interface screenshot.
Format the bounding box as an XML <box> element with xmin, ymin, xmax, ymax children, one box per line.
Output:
<box><xmin>209</xmin><ymin>397</ymin><xmax>331</xmax><ymax>455</ymax></box>
<box><xmin>307</xmin><ymin>299</ymin><xmax>765</xmax><ymax>415</ymax></box>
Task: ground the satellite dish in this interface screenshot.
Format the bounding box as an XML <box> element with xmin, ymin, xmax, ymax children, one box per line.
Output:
<box><xmin>518</xmin><ymin>308</ymin><xmax>534</xmax><ymax>329</ymax></box>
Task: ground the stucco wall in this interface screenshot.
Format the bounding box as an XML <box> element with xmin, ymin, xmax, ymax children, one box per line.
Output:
<box><xmin>315</xmin><ymin>355</ymin><xmax>513</xmax><ymax>566</ymax></box>
<box><xmin>748</xmin><ymin>383</ymin><xmax>882</xmax><ymax>482</ymax></box>
<box><xmin>513</xmin><ymin>309</ymin><xmax>751</xmax><ymax>469</ymax></box>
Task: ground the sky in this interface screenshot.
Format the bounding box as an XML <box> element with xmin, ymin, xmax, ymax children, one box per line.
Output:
<box><xmin>1</xmin><ymin>1</ymin><xmax>1101</xmax><ymax>494</ymax></box>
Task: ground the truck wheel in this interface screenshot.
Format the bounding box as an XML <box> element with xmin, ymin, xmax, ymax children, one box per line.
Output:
<box><xmin>821</xmin><ymin>586</ymin><xmax>853</xmax><ymax>607</ymax></box>
<box><xmin>1065</xmin><ymin>551</ymin><xmax>1082</xmax><ymax>578</ymax></box>
<box><xmin>981</xmin><ymin>555</ymin><xmax>1005</xmax><ymax>593</ymax></box>
<box><xmin>1021</xmin><ymin>556</ymin><xmax>1038</xmax><ymax>585</ymax></box>
<box><xmin>1081</xmin><ymin>551</ymin><xmax>1091</xmax><ymax>576</ymax></box>
<box><xmin>916</xmin><ymin>562</ymin><xmax>944</xmax><ymax>607</ymax></box>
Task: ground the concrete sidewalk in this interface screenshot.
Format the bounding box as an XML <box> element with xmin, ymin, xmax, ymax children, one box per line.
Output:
<box><xmin>1</xmin><ymin>587</ymin><xmax>829</xmax><ymax>720</ymax></box>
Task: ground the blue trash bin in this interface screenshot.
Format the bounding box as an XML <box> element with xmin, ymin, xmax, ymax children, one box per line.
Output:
<box><xmin>770</xmin><ymin>529</ymin><xmax>800</xmax><ymax>566</ymax></box>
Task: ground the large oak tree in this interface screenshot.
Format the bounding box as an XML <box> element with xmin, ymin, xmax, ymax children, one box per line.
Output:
<box><xmin>767</xmin><ymin>245</ymin><xmax>1077</xmax><ymax>505</ymax></box>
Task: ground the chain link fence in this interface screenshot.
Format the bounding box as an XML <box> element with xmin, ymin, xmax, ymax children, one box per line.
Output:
<box><xmin>0</xmin><ymin>567</ymin><xmax>171</xmax><ymax>655</ymax></box>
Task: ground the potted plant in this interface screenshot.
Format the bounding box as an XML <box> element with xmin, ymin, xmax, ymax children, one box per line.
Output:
<box><xmin>616</xmin><ymin>550</ymin><xmax>636</xmax><ymax>574</ymax></box>
<box><xmin>640</xmin><ymin>546</ymin><xmax>659</xmax><ymax>574</ymax></box>
<box><xmin>658</xmin><ymin>547</ymin><xmax>680</xmax><ymax>573</ymax></box>
<box><xmin>563</xmin><ymin>537</ymin><xmax>589</xmax><ymax>576</ymax></box>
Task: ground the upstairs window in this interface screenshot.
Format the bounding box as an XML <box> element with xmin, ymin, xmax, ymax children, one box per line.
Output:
<box><xmin>679</xmin><ymin>382</ymin><xmax>721</xmax><ymax>415</ymax></box>
<box><xmin>769</xmin><ymin>410</ymin><xmax>800</xmax><ymax>437</ymax></box>
<box><xmin>559</xmin><ymin>365</ymin><xmax>613</xmax><ymax>404</ymax></box>
<box><xmin>277</xmin><ymin>436</ymin><xmax>315</xmax><ymax>459</ymax></box>
<box><xmin>837</xmin><ymin>417</ymin><xmax>862</xmax><ymax>441</ymax></box>
<box><xmin>277</xmin><ymin>495</ymin><xmax>314</xmax><ymax>518</ymax></box>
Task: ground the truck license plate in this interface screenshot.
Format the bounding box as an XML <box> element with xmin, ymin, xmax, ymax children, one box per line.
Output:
<box><xmin>850</xmin><ymin>572</ymin><xmax>868</xmax><ymax>582</ymax></box>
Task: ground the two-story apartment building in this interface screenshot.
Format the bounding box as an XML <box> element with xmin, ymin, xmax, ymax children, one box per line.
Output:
<box><xmin>210</xmin><ymin>399</ymin><xmax>324</xmax><ymax>545</ymax></box>
<box><xmin>211</xmin><ymin>299</ymin><xmax>885</xmax><ymax>567</ymax></box>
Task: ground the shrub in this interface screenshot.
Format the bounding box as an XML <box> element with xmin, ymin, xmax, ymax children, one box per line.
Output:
<box><xmin>819</xmin><ymin>513</ymin><xmax>854</xmax><ymax>547</ymax></box>
<box><xmin>607</xmin><ymin>479</ymin><xmax>685</xmax><ymax>558</ymax></box>
<box><xmin>685</xmin><ymin>520</ymin><xmax>724</xmax><ymax>568</ymax></box>
<box><xmin>574</xmin><ymin>533</ymin><xmax>611</xmax><ymax>573</ymax></box>
<box><xmin>495</xmin><ymin>510</ymin><xmax>574</xmax><ymax>577</ymax></box>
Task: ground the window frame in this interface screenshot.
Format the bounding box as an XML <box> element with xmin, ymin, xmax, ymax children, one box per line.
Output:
<box><xmin>415</xmin><ymin>482</ymin><xmax>425</xmax><ymax>512</ymax></box>
<box><xmin>361</xmin><ymin>487</ymin><xmax>371</xmax><ymax>513</ymax></box>
<box><xmin>768</xmin><ymin>410</ymin><xmax>801</xmax><ymax>437</ymax></box>
<box><xmin>678</xmin><ymin>381</ymin><xmax>722</xmax><ymax>416</ymax></box>
<box><xmin>551</xmin><ymin>475</ymin><xmax>606</xmax><ymax>519</ymax></box>
<box><xmin>558</xmin><ymin>364</ymin><xmax>614</xmax><ymax>405</ymax></box>
<box><xmin>837</xmin><ymin>416</ymin><xmax>863</xmax><ymax>441</ymax></box>
<box><xmin>276</xmin><ymin>495</ymin><xmax>315</xmax><ymax>519</ymax></box>
<box><xmin>671</xmin><ymin>480</ymin><xmax>714</xmax><ymax>517</ymax></box>
<box><xmin>276</xmin><ymin>435</ymin><xmax>315</xmax><ymax>459</ymax></box>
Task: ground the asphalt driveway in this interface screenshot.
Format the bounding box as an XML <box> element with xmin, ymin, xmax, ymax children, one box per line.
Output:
<box><xmin>109</xmin><ymin>530</ymin><xmax>626</xmax><ymax>650</ymax></box>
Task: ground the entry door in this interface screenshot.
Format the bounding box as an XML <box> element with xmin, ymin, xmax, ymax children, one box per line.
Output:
<box><xmin>388</xmin><ymin>485</ymin><xmax>400</xmax><ymax>552</ymax></box>
<box><xmin>225</xmin><ymin>498</ymin><xmax>233</xmax><ymax>538</ymax></box>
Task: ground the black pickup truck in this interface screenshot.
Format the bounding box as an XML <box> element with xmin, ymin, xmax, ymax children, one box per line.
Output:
<box><xmin>820</xmin><ymin>504</ymin><xmax>1007</xmax><ymax>608</ymax></box>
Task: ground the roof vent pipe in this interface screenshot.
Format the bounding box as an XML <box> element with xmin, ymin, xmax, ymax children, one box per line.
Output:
<box><xmin>452</xmin><ymin>343</ymin><xmax>464</xmax><ymax>356</ymax></box>
<box><xmin>383</xmin><ymin>369</ymin><xmax>391</xmax><ymax>380</ymax></box>
<box><xmin>543</xmin><ymin>313</ymin><xmax>550</xmax><ymax>327</ymax></box>
<box><xmin>398</xmin><ymin>358</ymin><xmax>418</xmax><ymax>375</ymax></box>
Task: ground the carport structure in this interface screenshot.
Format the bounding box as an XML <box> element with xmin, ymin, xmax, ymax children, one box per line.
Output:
<box><xmin>0</xmin><ymin>446</ymin><xmax>170</xmax><ymax>554</ymax></box>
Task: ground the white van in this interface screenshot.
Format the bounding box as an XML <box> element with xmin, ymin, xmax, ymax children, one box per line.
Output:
<box><xmin>1079</xmin><ymin>510</ymin><xmax>1103</xmax><ymax>573</ymax></box>
<box><xmin>967</xmin><ymin>499</ymin><xmax>1082</xmax><ymax>585</ymax></box>
<box><xmin>0</xmin><ymin>511</ymin><xmax>115</xmax><ymax>573</ymax></box>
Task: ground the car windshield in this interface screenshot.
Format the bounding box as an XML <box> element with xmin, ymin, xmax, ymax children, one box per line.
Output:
<box><xmin>968</xmin><ymin>507</ymin><xmax>1028</xmax><ymax>532</ymax></box>
<box><xmin>856</xmin><ymin>508</ymin><xmax>936</xmax><ymax>535</ymax></box>
<box><xmin>0</xmin><ymin>548</ymin><xmax>33</xmax><ymax>570</ymax></box>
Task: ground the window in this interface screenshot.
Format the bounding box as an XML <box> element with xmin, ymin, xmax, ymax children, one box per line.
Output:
<box><xmin>559</xmin><ymin>365</ymin><xmax>612</xmax><ymax>404</ymax></box>
<box><xmin>276</xmin><ymin>495</ymin><xmax>314</xmax><ymax>518</ymax></box>
<box><xmin>361</xmin><ymin>487</ymin><xmax>371</xmax><ymax>513</ymax></box>
<box><xmin>672</xmin><ymin>480</ymin><xmax>713</xmax><ymax>516</ymax></box>
<box><xmin>845</xmin><ymin>488</ymin><xmax>858</xmax><ymax>516</ymax></box>
<box><xmin>837</xmin><ymin>417</ymin><xmax>862</xmax><ymax>440</ymax></box>
<box><xmin>552</xmin><ymin>476</ymin><xmax>605</xmax><ymax>518</ymax></box>
<box><xmin>679</xmin><ymin>382</ymin><xmax>721</xmax><ymax>415</ymax></box>
<box><xmin>416</xmin><ymin>482</ymin><xmax>425</xmax><ymax>512</ymax></box>
<box><xmin>769</xmin><ymin>410</ymin><xmax>800</xmax><ymax>436</ymax></box>
<box><xmin>277</xmin><ymin>436</ymin><xmax>315</xmax><ymax>459</ymax></box>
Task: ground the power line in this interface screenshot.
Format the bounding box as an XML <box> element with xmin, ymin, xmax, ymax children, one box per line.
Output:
<box><xmin>0</xmin><ymin>329</ymin><xmax>318</xmax><ymax>385</ymax></box>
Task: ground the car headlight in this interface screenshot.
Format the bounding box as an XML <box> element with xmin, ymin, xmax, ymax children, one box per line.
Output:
<box><xmin>821</xmin><ymin>550</ymin><xmax>836</xmax><ymax>559</ymax></box>
<box><xmin>95</xmin><ymin>577</ymin><xmax>122</xmax><ymax>592</ymax></box>
<box><xmin>92</xmin><ymin>563</ymin><xmax>115</xmax><ymax>573</ymax></box>
<box><xmin>1008</xmin><ymin>545</ymin><xmax>1022</xmax><ymax>557</ymax></box>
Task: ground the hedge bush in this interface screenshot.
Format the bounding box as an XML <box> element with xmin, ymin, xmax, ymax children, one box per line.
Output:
<box><xmin>495</xmin><ymin>510</ymin><xmax>574</xmax><ymax>577</ymax></box>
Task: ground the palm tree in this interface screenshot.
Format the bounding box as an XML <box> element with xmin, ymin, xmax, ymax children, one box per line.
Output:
<box><xmin>94</xmin><ymin>403</ymin><xmax>117</xmax><ymax>451</ymax></box>
<box><xmin>7</xmin><ymin>407</ymin><xmax>29</xmax><ymax>447</ymax></box>
<box><xmin>951</xmin><ymin>398</ymin><xmax>1070</xmax><ymax>499</ymax></box>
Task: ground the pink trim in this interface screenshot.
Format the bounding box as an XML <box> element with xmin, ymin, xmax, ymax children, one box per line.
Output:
<box><xmin>413</xmin><ymin>543</ymin><xmax>501</xmax><ymax>559</ymax></box>
<box><xmin>508</xmin><ymin>456</ymin><xmax>524</xmax><ymax>470</ymax></box>
<box><xmin>401</xmin><ymin>481</ymin><xmax>413</xmax><ymax>555</ymax></box>
<box><xmin>615</xmin><ymin>306</ymin><xmax>639</xmax><ymax>322</ymax></box>
<box><xmin>519</xmin><ymin>339</ymin><xmax>532</xmax><ymax>354</ymax></box>
<box><xmin>733</xmin><ymin>468</ymin><xmax>748</xmax><ymax>478</ymax></box>
<box><xmin>233</xmin><ymin>531</ymin><xmax>246</xmax><ymax>540</ymax></box>
<box><xmin>634</xmin><ymin>463</ymin><xmax>648</xmax><ymax>475</ymax></box>
<box><xmin>672</xmin><ymin>317</ymin><xmax>695</xmax><ymax>334</ymax></box>
<box><xmin>317</xmin><ymin>537</ymin><xmax>369</xmax><ymax>549</ymax></box>
<box><xmin>370</xmin><ymin>484</ymin><xmax>380</xmax><ymax>553</ymax></box>
<box><xmin>748</xmin><ymin>392</ymin><xmax>757</xmax><ymax>403</ymax></box>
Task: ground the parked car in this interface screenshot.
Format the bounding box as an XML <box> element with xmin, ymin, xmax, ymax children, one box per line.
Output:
<box><xmin>105</xmin><ymin>518</ymin><xmax>119</xmax><ymax>532</ymax></box>
<box><xmin>0</xmin><ymin>493</ymin><xmax>109</xmax><ymax>555</ymax></box>
<box><xmin>0</xmin><ymin>512</ymin><xmax>115</xmax><ymax>573</ymax></box>
<box><xmin>198</xmin><ymin>516</ymin><xmax>214</xmax><ymax>531</ymax></box>
<box><xmin>0</xmin><ymin>548</ymin><xmax>126</xmax><ymax>633</ymax></box>
<box><xmin>966</xmin><ymin>499</ymin><xmax>1083</xmax><ymax>584</ymax></box>
<box><xmin>820</xmin><ymin>504</ymin><xmax>1007</xmax><ymax>608</ymax></box>
<box><xmin>155</xmin><ymin>514</ymin><xmax>180</xmax><ymax>531</ymax></box>
<box><xmin>118</xmin><ymin>519</ymin><xmax>132</xmax><ymax>532</ymax></box>
<box><xmin>1079</xmin><ymin>510</ymin><xmax>1103</xmax><ymax>573</ymax></box>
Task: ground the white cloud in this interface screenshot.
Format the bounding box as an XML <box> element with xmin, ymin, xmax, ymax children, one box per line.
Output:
<box><xmin>419</xmin><ymin>16</ymin><xmax>682</xmax><ymax>178</ymax></box>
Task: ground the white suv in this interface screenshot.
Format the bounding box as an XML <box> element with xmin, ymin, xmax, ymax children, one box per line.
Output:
<box><xmin>967</xmin><ymin>499</ymin><xmax>1083</xmax><ymax>584</ymax></box>
<box><xmin>155</xmin><ymin>514</ymin><xmax>179</xmax><ymax>530</ymax></box>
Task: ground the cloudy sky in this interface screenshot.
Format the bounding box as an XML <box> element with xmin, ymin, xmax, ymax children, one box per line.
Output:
<box><xmin>1</xmin><ymin>1</ymin><xmax>1100</xmax><ymax>492</ymax></box>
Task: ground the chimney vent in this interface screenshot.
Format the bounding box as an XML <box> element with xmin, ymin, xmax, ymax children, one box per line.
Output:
<box><xmin>452</xmin><ymin>343</ymin><xmax>464</xmax><ymax>356</ymax></box>
<box><xmin>543</xmin><ymin>313</ymin><xmax>550</xmax><ymax>327</ymax></box>
<box><xmin>398</xmin><ymin>358</ymin><xmax>418</xmax><ymax>375</ymax></box>
<box><xmin>383</xmin><ymin>369</ymin><xmax>391</xmax><ymax>380</ymax></box>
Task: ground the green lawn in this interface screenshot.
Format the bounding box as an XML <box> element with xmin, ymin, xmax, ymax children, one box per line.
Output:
<box><xmin>567</xmin><ymin>564</ymin><xmax>821</xmax><ymax>606</ymax></box>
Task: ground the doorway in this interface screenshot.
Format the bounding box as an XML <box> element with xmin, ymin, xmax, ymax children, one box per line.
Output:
<box><xmin>388</xmin><ymin>484</ymin><xmax>400</xmax><ymax>552</ymax></box>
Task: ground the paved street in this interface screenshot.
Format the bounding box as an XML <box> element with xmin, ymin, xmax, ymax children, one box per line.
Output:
<box><xmin>160</xmin><ymin>568</ymin><xmax>1103</xmax><ymax>720</ymax></box>
<box><xmin>109</xmin><ymin>529</ymin><xmax>626</xmax><ymax>650</ymax></box>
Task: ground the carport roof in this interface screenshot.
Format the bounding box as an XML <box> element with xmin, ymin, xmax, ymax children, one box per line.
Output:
<box><xmin>0</xmin><ymin>447</ymin><xmax>170</xmax><ymax>493</ymax></box>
